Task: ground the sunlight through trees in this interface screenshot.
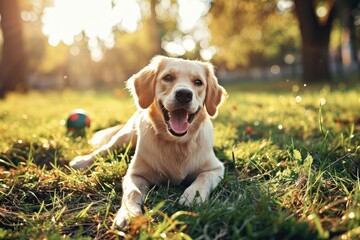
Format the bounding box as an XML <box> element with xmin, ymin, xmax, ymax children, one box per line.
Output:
<box><xmin>0</xmin><ymin>0</ymin><xmax>359</xmax><ymax>96</ymax></box>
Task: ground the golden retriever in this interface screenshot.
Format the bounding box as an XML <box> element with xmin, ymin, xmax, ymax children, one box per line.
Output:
<box><xmin>69</xmin><ymin>56</ymin><xmax>227</xmax><ymax>228</ymax></box>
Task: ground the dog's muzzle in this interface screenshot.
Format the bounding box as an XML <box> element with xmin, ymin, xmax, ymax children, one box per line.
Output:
<box><xmin>159</xmin><ymin>101</ymin><xmax>200</xmax><ymax>137</ymax></box>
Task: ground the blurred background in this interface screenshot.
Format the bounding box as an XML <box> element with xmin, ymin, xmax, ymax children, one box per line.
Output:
<box><xmin>0</xmin><ymin>0</ymin><xmax>359</xmax><ymax>98</ymax></box>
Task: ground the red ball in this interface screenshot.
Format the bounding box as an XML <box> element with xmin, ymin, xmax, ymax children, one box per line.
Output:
<box><xmin>66</xmin><ymin>109</ymin><xmax>90</xmax><ymax>134</ymax></box>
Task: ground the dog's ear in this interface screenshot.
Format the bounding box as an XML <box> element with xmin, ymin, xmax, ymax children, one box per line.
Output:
<box><xmin>127</xmin><ymin>56</ymin><xmax>164</xmax><ymax>109</ymax></box>
<box><xmin>204</xmin><ymin>63</ymin><xmax>227</xmax><ymax>117</ymax></box>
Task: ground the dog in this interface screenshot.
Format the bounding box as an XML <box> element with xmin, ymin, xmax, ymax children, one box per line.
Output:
<box><xmin>69</xmin><ymin>56</ymin><xmax>227</xmax><ymax>228</ymax></box>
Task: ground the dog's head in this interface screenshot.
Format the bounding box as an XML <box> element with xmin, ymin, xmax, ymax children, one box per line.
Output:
<box><xmin>127</xmin><ymin>56</ymin><xmax>226</xmax><ymax>138</ymax></box>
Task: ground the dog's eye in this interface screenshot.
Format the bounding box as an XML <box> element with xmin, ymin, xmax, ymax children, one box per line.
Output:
<box><xmin>194</xmin><ymin>79</ymin><xmax>203</xmax><ymax>86</ymax></box>
<box><xmin>163</xmin><ymin>74</ymin><xmax>174</xmax><ymax>82</ymax></box>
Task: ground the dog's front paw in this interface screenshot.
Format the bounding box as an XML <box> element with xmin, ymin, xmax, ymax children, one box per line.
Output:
<box><xmin>112</xmin><ymin>209</ymin><xmax>130</xmax><ymax>229</ymax></box>
<box><xmin>179</xmin><ymin>187</ymin><xmax>207</xmax><ymax>206</ymax></box>
<box><xmin>112</xmin><ymin>207</ymin><xmax>142</xmax><ymax>229</ymax></box>
<box><xmin>69</xmin><ymin>155</ymin><xmax>95</xmax><ymax>170</ymax></box>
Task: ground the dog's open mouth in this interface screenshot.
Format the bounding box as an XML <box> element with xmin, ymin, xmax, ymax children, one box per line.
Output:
<box><xmin>160</xmin><ymin>102</ymin><xmax>200</xmax><ymax>137</ymax></box>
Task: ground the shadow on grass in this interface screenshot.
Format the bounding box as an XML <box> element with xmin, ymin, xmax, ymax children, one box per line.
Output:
<box><xmin>0</xmin><ymin>140</ymin><xmax>65</xmax><ymax>170</ymax></box>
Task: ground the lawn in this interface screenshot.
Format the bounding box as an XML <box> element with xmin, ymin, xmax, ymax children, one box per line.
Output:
<box><xmin>0</xmin><ymin>80</ymin><xmax>359</xmax><ymax>239</ymax></box>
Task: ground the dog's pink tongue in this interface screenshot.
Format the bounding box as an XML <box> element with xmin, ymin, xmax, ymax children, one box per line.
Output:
<box><xmin>169</xmin><ymin>109</ymin><xmax>189</xmax><ymax>134</ymax></box>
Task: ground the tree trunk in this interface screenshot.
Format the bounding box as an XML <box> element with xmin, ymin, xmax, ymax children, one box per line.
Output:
<box><xmin>301</xmin><ymin>36</ymin><xmax>332</xmax><ymax>83</ymax></box>
<box><xmin>0</xmin><ymin>0</ymin><xmax>27</xmax><ymax>98</ymax></box>
<box><xmin>340</xmin><ymin>0</ymin><xmax>360</xmax><ymax>78</ymax></box>
<box><xmin>294</xmin><ymin>0</ymin><xmax>335</xmax><ymax>83</ymax></box>
<box><xmin>148</xmin><ymin>0</ymin><xmax>163</xmax><ymax>56</ymax></box>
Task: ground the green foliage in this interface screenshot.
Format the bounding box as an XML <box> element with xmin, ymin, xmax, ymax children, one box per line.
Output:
<box><xmin>16</xmin><ymin>0</ymin><xmax>303</xmax><ymax>86</ymax></box>
<box><xmin>0</xmin><ymin>81</ymin><xmax>360</xmax><ymax>239</ymax></box>
<box><xmin>208</xmin><ymin>0</ymin><xmax>300</xmax><ymax>69</ymax></box>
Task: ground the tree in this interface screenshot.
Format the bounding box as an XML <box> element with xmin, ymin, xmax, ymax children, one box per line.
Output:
<box><xmin>338</xmin><ymin>0</ymin><xmax>359</xmax><ymax>76</ymax></box>
<box><xmin>147</xmin><ymin>0</ymin><xmax>163</xmax><ymax>56</ymax></box>
<box><xmin>208</xmin><ymin>0</ymin><xmax>300</xmax><ymax>70</ymax></box>
<box><xmin>293</xmin><ymin>0</ymin><xmax>336</xmax><ymax>82</ymax></box>
<box><xmin>0</xmin><ymin>0</ymin><xmax>27</xmax><ymax>98</ymax></box>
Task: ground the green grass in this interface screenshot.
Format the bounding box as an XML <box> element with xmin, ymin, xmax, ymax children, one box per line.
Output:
<box><xmin>0</xmin><ymin>80</ymin><xmax>359</xmax><ymax>239</ymax></box>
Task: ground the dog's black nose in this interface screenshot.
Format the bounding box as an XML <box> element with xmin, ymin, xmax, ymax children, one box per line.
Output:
<box><xmin>175</xmin><ymin>89</ymin><xmax>193</xmax><ymax>104</ymax></box>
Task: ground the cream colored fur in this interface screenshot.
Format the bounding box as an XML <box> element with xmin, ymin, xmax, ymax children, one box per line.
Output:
<box><xmin>69</xmin><ymin>56</ymin><xmax>227</xmax><ymax>228</ymax></box>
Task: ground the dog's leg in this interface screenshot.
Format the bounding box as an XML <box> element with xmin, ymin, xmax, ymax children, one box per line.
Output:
<box><xmin>112</xmin><ymin>173</ymin><xmax>150</xmax><ymax>229</ymax></box>
<box><xmin>89</xmin><ymin>125</ymin><xmax>123</xmax><ymax>148</ymax></box>
<box><xmin>69</xmin><ymin>112</ymin><xmax>139</xmax><ymax>169</ymax></box>
<box><xmin>179</xmin><ymin>156</ymin><xmax>224</xmax><ymax>206</ymax></box>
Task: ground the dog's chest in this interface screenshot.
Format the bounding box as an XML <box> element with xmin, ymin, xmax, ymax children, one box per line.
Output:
<box><xmin>144</xmin><ymin>139</ymin><xmax>201</xmax><ymax>184</ymax></box>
